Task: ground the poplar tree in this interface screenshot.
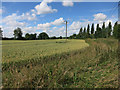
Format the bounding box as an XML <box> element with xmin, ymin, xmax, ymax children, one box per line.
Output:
<box><xmin>78</xmin><ymin>27</ymin><xmax>83</xmax><ymax>39</ymax></box>
<box><xmin>102</xmin><ymin>22</ymin><xmax>106</xmax><ymax>38</ymax></box>
<box><xmin>0</xmin><ymin>28</ymin><xmax>2</xmax><ymax>39</ymax></box>
<box><xmin>83</xmin><ymin>27</ymin><xmax>87</xmax><ymax>38</ymax></box>
<box><xmin>87</xmin><ymin>24</ymin><xmax>90</xmax><ymax>38</ymax></box>
<box><xmin>91</xmin><ymin>23</ymin><xmax>94</xmax><ymax>34</ymax></box>
<box><xmin>113</xmin><ymin>22</ymin><xmax>118</xmax><ymax>39</ymax></box>
<box><xmin>108</xmin><ymin>22</ymin><xmax>112</xmax><ymax>37</ymax></box>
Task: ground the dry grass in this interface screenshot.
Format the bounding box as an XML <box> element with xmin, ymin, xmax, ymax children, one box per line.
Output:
<box><xmin>2</xmin><ymin>38</ymin><xmax>118</xmax><ymax>88</ymax></box>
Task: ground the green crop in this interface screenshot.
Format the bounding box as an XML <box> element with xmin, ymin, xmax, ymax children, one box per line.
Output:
<box><xmin>2</xmin><ymin>39</ymin><xmax>89</xmax><ymax>63</ymax></box>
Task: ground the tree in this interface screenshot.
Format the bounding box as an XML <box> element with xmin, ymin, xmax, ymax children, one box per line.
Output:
<box><xmin>25</xmin><ymin>33</ymin><xmax>37</xmax><ymax>40</ymax></box>
<box><xmin>69</xmin><ymin>34</ymin><xmax>77</xmax><ymax>39</ymax></box>
<box><xmin>13</xmin><ymin>27</ymin><xmax>23</xmax><ymax>40</ymax></box>
<box><xmin>50</xmin><ymin>36</ymin><xmax>57</xmax><ymax>39</ymax></box>
<box><xmin>95</xmin><ymin>24</ymin><xmax>102</xmax><ymax>38</ymax></box>
<box><xmin>30</xmin><ymin>34</ymin><xmax>36</xmax><ymax>40</ymax></box>
<box><xmin>99</xmin><ymin>27</ymin><xmax>102</xmax><ymax>38</ymax></box>
<box><xmin>69</xmin><ymin>36</ymin><xmax>73</xmax><ymax>39</ymax></box>
<box><xmin>91</xmin><ymin>23</ymin><xmax>94</xmax><ymax>34</ymax></box>
<box><xmin>102</xmin><ymin>22</ymin><xmax>106</xmax><ymax>38</ymax></box>
<box><xmin>94</xmin><ymin>31</ymin><xmax>98</xmax><ymax>38</ymax></box>
<box><xmin>108</xmin><ymin>22</ymin><xmax>112</xmax><ymax>37</ymax></box>
<box><xmin>78</xmin><ymin>27</ymin><xmax>83</xmax><ymax>39</ymax></box>
<box><xmin>118</xmin><ymin>24</ymin><xmax>120</xmax><ymax>40</ymax></box>
<box><xmin>79</xmin><ymin>27</ymin><xmax>83</xmax><ymax>34</ymax></box>
<box><xmin>91</xmin><ymin>23</ymin><xmax>94</xmax><ymax>39</ymax></box>
<box><xmin>87</xmin><ymin>24</ymin><xmax>90</xmax><ymax>38</ymax></box>
<box><xmin>38</xmin><ymin>32</ymin><xmax>49</xmax><ymax>40</ymax></box>
<box><xmin>113</xmin><ymin>22</ymin><xmax>118</xmax><ymax>39</ymax></box>
<box><xmin>25</xmin><ymin>33</ymin><xmax>30</xmax><ymax>40</ymax></box>
<box><xmin>73</xmin><ymin>34</ymin><xmax>77</xmax><ymax>39</ymax></box>
<box><xmin>102</xmin><ymin>22</ymin><xmax>105</xmax><ymax>29</ymax></box>
<box><xmin>83</xmin><ymin>27</ymin><xmax>87</xmax><ymax>38</ymax></box>
<box><xmin>95</xmin><ymin>24</ymin><xmax>99</xmax><ymax>38</ymax></box>
<box><xmin>0</xmin><ymin>28</ymin><xmax>3</xmax><ymax>39</ymax></box>
<box><xmin>59</xmin><ymin>36</ymin><xmax>62</xmax><ymax>39</ymax></box>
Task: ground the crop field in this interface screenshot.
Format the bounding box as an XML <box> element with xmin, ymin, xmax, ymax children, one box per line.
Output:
<box><xmin>2</xmin><ymin>39</ymin><xmax>89</xmax><ymax>63</ymax></box>
<box><xmin>2</xmin><ymin>38</ymin><xmax>119</xmax><ymax>88</ymax></box>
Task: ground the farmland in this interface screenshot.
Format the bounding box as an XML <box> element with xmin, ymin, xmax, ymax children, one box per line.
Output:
<box><xmin>2</xmin><ymin>39</ymin><xmax>89</xmax><ymax>63</ymax></box>
<box><xmin>2</xmin><ymin>38</ymin><xmax>118</xmax><ymax>88</ymax></box>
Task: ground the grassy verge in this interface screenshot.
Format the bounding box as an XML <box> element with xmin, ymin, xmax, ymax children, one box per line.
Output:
<box><xmin>2</xmin><ymin>38</ymin><xmax>118</xmax><ymax>88</ymax></box>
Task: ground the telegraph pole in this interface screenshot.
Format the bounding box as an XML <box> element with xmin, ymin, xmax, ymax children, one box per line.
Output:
<box><xmin>64</xmin><ymin>20</ymin><xmax>68</xmax><ymax>42</ymax></box>
<box><xmin>66</xmin><ymin>21</ymin><xmax>67</xmax><ymax>42</ymax></box>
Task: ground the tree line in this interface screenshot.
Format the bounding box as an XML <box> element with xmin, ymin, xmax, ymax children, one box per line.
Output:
<box><xmin>1</xmin><ymin>27</ymin><xmax>63</xmax><ymax>40</ymax></box>
<box><xmin>0</xmin><ymin>21</ymin><xmax>120</xmax><ymax>40</ymax></box>
<box><xmin>69</xmin><ymin>21</ymin><xmax>119</xmax><ymax>39</ymax></box>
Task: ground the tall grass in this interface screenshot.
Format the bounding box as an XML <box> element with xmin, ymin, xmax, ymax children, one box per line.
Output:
<box><xmin>2</xmin><ymin>38</ymin><xmax>118</xmax><ymax>88</ymax></box>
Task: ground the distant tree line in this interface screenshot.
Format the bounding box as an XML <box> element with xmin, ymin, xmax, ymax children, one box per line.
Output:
<box><xmin>69</xmin><ymin>21</ymin><xmax>120</xmax><ymax>39</ymax></box>
<box><xmin>1</xmin><ymin>27</ymin><xmax>63</xmax><ymax>40</ymax></box>
<box><xmin>0</xmin><ymin>21</ymin><xmax>120</xmax><ymax>40</ymax></box>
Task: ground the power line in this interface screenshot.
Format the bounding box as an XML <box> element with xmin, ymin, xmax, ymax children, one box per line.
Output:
<box><xmin>104</xmin><ymin>2</ymin><xmax>118</xmax><ymax>22</ymax></box>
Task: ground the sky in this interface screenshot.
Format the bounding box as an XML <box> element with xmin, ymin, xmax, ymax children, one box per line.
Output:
<box><xmin>0</xmin><ymin>0</ymin><xmax>118</xmax><ymax>37</ymax></box>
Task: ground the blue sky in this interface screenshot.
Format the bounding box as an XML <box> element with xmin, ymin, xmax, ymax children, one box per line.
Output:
<box><xmin>1</xmin><ymin>1</ymin><xmax>118</xmax><ymax>37</ymax></box>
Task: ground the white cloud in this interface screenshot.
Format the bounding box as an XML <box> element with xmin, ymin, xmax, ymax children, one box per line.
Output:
<box><xmin>37</xmin><ymin>23</ymin><xmax>51</xmax><ymax>29</ymax></box>
<box><xmin>2</xmin><ymin>0</ymin><xmax>59</xmax><ymax>37</ymax></box>
<box><xmin>2</xmin><ymin>13</ymin><xmax>64</xmax><ymax>37</ymax></box>
<box><xmin>2</xmin><ymin>13</ymin><xmax>27</xmax><ymax>27</ymax></box>
<box><xmin>20</xmin><ymin>12</ymin><xmax>36</xmax><ymax>21</ymax></box>
<box><xmin>62</xmin><ymin>0</ymin><xmax>74</xmax><ymax>7</ymax></box>
<box><xmin>48</xmin><ymin>26</ymin><xmax>65</xmax><ymax>37</ymax></box>
<box><xmin>31</xmin><ymin>9</ymin><xmax>35</xmax><ymax>13</ymax></box>
<box><xmin>69</xmin><ymin>20</ymin><xmax>91</xmax><ymax>30</ymax></box>
<box><xmin>51</xmin><ymin>18</ymin><xmax>65</xmax><ymax>25</ymax></box>
<box><xmin>2</xmin><ymin>12</ymin><xmax>36</xmax><ymax>23</ymax></box>
<box><xmin>34</xmin><ymin>0</ymin><xmax>57</xmax><ymax>15</ymax></box>
<box><xmin>23</xmin><ymin>26</ymin><xmax>37</xmax><ymax>34</ymax></box>
<box><xmin>2</xmin><ymin>11</ymin><xmax>37</xmax><ymax>37</ymax></box>
<box><xmin>69</xmin><ymin>21</ymin><xmax>81</xmax><ymax>30</ymax></box>
<box><xmin>0</xmin><ymin>9</ymin><xmax>2</xmax><ymax>14</ymax></box>
<box><xmin>2</xmin><ymin>13</ymin><xmax>19</xmax><ymax>23</ymax></box>
<box><xmin>43</xmin><ymin>0</ymin><xmax>54</xmax><ymax>3</ymax></box>
<box><xmin>94</xmin><ymin>13</ymin><xmax>107</xmax><ymax>22</ymax></box>
<box><xmin>68</xmin><ymin>20</ymin><xmax>91</xmax><ymax>35</ymax></box>
<box><xmin>36</xmin><ymin>18</ymin><xmax>65</xmax><ymax>36</ymax></box>
<box><xmin>2</xmin><ymin>13</ymin><xmax>28</xmax><ymax>37</ymax></box>
<box><xmin>37</xmin><ymin>17</ymin><xmax>65</xmax><ymax>29</ymax></box>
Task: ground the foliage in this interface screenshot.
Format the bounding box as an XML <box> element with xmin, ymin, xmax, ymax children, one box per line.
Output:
<box><xmin>50</xmin><ymin>36</ymin><xmax>57</xmax><ymax>39</ymax></box>
<box><xmin>87</xmin><ymin>24</ymin><xmax>90</xmax><ymax>38</ymax></box>
<box><xmin>113</xmin><ymin>22</ymin><xmax>118</xmax><ymax>39</ymax></box>
<box><xmin>59</xmin><ymin>36</ymin><xmax>62</xmax><ymax>39</ymax></box>
<box><xmin>13</xmin><ymin>27</ymin><xmax>23</xmax><ymax>40</ymax></box>
<box><xmin>108</xmin><ymin>22</ymin><xmax>112</xmax><ymax>37</ymax></box>
<box><xmin>25</xmin><ymin>33</ymin><xmax>37</xmax><ymax>40</ymax></box>
<box><xmin>0</xmin><ymin>27</ymin><xmax>2</xmax><ymax>39</ymax></box>
<box><xmin>91</xmin><ymin>23</ymin><xmax>94</xmax><ymax>35</ymax></box>
<box><xmin>38</xmin><ymin>32</ymin><xmax>49</xmax><ymax>40</ymax></box>
<box><xmin>118</xmin><ymin>24</ymin><xmax>120</xmax><ymax>40</ymax></box>
<box><xmin>70</xmin><ymin>21</ymin><xmax>119</xmax><ymax>39</ymax></box>
<box><xmin>101</xmin><ymin>22</ymin><xmax>106</xmax><ymax>38</ymax></box>
<box><xmin>78</xmin><ymin>28</ymin><xmax>83</xmax><ymax>39</ymax></box>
